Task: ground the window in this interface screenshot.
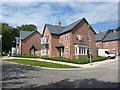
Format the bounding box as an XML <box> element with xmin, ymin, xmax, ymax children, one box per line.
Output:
<box><xmin>112</xmin><ymin>41</ymin><xmax>116</xmax><ymax>45</ymax></box>
<box><xmin>87</xmin><ymin>36</ymin><xmax>92</xmax><ymax>42</ymax></box>
<box><xmin>65</xmin><ymin>35</ymin><xmax>69</xmax><ymax>41</ymax></box>
<box><xmin>77</xmin><ymin>34</ymin><xmax>83</xmax><ymax>40</ymax></box>
<box><xmin>75</xmin><ymin>47</ymin><xmax>78</xmax><ymax>54</ymax></box>
<box><xmin>60</xmin><ymin>38</ymin><xmax>62</xmax><ymax>41</ymax></box>
<box><xmin>64</xmin><ymin>47</ymin><xmax>69</xmax><ymax>54</ymax></box>
<box><xmin>75</xmin><ymin>46</ymin><xmax>87</xmax><ymax>55</ymax></box>
<box><xmin>105</xmin><ymin>42</ymin><xmax>109</xmax><ymax>46</ymax></box>
<box><xmin>105</xmin><ymin>51</ymin><xmax>110</xmax><ymax>54</ymax></box>
<box><xmin>88</xmin><ymin>47</ymin><xmax>92</xmax><ymax>54</ymax></box>
<box><xmin>41</xmin><ymin>49</ymin><xmax>48</xmax><ymax>55</ymax></box>
<box><xmin>112</xmin><ymin>49</ymin><xmax>116</xmax><ymax>53</ymax></box>
<box><xmin>41</xmin><ymin>37</ymin><xmax>49</xmax><ymax>44</ymax></box>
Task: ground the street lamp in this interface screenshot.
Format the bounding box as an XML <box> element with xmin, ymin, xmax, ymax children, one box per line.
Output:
<box><xmin>88</xmin><ymin>25</ymin><xmax>92</xmax><ymax>65</ymax></box>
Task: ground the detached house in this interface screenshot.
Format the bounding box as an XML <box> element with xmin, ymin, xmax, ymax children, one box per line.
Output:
<box><xmin>41</xmin><ymin>18</ymin><xmax>97</xmax><ymax>59</ymax></box>
<box><xmin>96</xmin><ymin>30</ymin><xmax>120</xmax><ymax>55</ymax></box>
<box><xmin>16</xmin><ymin>31</ymin><xmax>42</xmax><ymax>55</ymax></box>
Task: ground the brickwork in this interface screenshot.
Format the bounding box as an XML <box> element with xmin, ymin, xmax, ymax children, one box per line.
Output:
<box><xmin>20</xmin><ymin>32</ymin><xmax>42</xmax><ymax>54</ymax></box>
<box><xmin>42</xmin><ymin>19</ymin><xmax>97</xmax><ymax>59</ymax></box>
<box><xmin>96</xmin><ymin>40</ymin><xmax>120</xmax><ymax>55</ymax></box>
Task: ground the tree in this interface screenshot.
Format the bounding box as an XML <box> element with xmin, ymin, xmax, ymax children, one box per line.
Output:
<box><xmin>2</xmin><ymin>23</ymin><xmax>14</xmax><ymax>52</ymax></box>
<box><xmin>16</xmin><ymin>24</ymin><xmax>37</xmax><ymax>31</ymax></box>
<box><xmin>2</xmin><ymin>23</ymin><xmax>38</xmax><ymax>53</ymax></box>
<box><xmin>116</xmin><ymin>27</ymin><xmax>120</xmax><ymax>31</ymax></box>
<box><xmin>108</xmin><ymin>27</ymin><xmax>120</xmax><ymax>32</ymax></box>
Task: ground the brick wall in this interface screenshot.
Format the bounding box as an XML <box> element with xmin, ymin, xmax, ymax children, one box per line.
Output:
<box><xmin>102</xmin><ymin>40</ymin><xmax>119</xmax><ymax>54</ymax></box>
<box><xmin>20</xmin><ymin>32</ymin><xmax>41</xmax><ymax>54</ymax></box>
<box><xmin>96</xmin><ymin>41</ymin><xmax>103</xmax><ymax>49</ymax></box>
<box><xmin>42</xmin><ymin>27</ymin><xmax>51</xmax><ymax>57</ymax></box>
<box><xmin>43</xmin><ymin>20</ymin><xmax>97</xmax><ymax>59</ymax></box>
<box><xmin>59</xmin><ymin>32</ymin><xmax>72</xmax><ymax>58</ymax></box>
<box><xmin>71</xmin><ymin>20</ymin><xmax>96</xmax><ymax>59</ymax></box>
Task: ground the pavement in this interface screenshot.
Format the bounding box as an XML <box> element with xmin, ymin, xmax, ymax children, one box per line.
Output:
<box><xmin>1</xmin><ymin>56</ymin><xmax>119</xmax><ymax>88</ymax></box>
<box><xmin>2</xmin><ymin>56</ymin><xmax>119</xmax><ymax>69</ymax></box>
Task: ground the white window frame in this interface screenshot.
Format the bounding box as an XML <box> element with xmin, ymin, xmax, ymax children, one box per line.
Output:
<box><xmin>59</xmin><ymin>38</ymin><xmax>62</xmax><ymax>41</ymax></box>
<box><xmin>112</xmin><ymin>41</ymin><xmax>116</xmax><ymax>45</ymax></box>
<box><xmin>64</xmin><ymin>47</ymin><xmax>69</xmax><ymax>54</ymax></box>
<box><xmin>41</xmin><ymin>37</ymin><xmax>49</xmax><ymax>44</ymax></box>
<box><xmin>87</xmin><ymin>36</ymin><xmax>92</xmax><ymax>42</ymax></box>
<box><xmin>77</xmin><ymin>34</ymin><xmax>83</xmax><ymax>40</ymax></box>
<box><xmin>88</xmin><ymin>47</ymin><xmax>92</xmax><ymax>54</ymax></box>
<box><xmin>41</xmin><ymin>49</ymin><xmax>48</xmax><ymax>55</ymax></box>
<box><xmin>65</xmin><ymin>35</ymin><xmax>69</xmax><ymax>41</ymax></box>
<box><xmin>75</xmin><ymin>45</ymin><xmax>87</xmax><ymax>55</ymax></box>
<box><xmin>105</xmin><ymin>42</ymin><xmax>109</xmax><ymax>46</ymax></box>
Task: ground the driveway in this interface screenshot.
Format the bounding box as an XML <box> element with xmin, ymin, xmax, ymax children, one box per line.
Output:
<box><xmin>2</xmin><ymin>56</ymin><xmax>119</xmax><ymax>88</ymax></box>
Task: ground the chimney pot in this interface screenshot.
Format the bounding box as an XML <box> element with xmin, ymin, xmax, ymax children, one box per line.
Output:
<box><xmin>58</xmin><ymin>20</ymin><xmax>61</xmax><ymax>26</ymax></box>
<box><xmin>98</xmin><ymin>31</ymin><xmax>102</xmax><ymax>33</ymax></box>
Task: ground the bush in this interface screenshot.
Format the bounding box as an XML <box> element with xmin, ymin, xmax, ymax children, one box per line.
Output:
<box><xmin>13</xmin><ymin>54</ymin><xmax>108</xmax><ymax>64</ymax></box>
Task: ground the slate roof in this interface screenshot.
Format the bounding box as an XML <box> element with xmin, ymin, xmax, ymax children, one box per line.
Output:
<box><xmin>96</xmin><ymin>31</ymin><xmax>108</xmax><ymax>41</ymax></box>
<box><xmin>45</xmin><ymin>24</ymin><xmax>64</xmax><ymax>34</ymax></box>
<box><xmin>102</xmin><ymin>31</ymin><xmax>120</xmax><ymax>41</ymax></box>
<box><xmin>45</xmin><ymin>18</ymin><xmax>87</xmax><ymax>35</ymax></box>
<box><xmin>20</xmin><ymin>31</ymin><xmax>34</xmax><ymax>40</ymax></box>
<box><xmin>96</xmin><ymin>31</ymin><xmax>120</xmax><ymax>42</ymax></box>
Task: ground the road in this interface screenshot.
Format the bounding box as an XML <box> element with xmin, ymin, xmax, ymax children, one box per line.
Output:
<box><xmin>2</xmin><ymin>56</ymin><xmax>120</xmax><ymax>88</ymax></box>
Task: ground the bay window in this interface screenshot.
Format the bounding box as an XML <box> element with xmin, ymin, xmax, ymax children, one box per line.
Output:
<box><xmin>41</xmin><ymin>49</ymin><xmax>48</xmax><ymax>55</ymax></box>
<box><xmin>75</xmin><ymin>45</ymin><xmax>87</xmax><ymax>55</ymax></box>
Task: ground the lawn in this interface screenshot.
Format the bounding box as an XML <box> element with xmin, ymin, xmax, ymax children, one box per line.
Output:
<box><xmin>3</xmin><ymin>59</ymin><xmax>80</xmax><ymax>68</ymax></box>
<box><xmin>14</xmin><ymin>54</ymin><xmax>108</xmax><ymax>64</ymax></box>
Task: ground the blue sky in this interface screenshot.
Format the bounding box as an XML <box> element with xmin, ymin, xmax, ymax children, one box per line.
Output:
<box><xmin>1</xmin><ymin>1</ymin><xmax>118</xmax><ymax>34</ymax></box>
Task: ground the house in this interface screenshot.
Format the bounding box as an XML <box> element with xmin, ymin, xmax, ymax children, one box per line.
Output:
<box><xmin>96</xmin><ymin>30</ymin><xmax>120</xmax><ymax>55</ymax></box>
<box><xmin>41</xmin><ymin>18</ymin><xmax>97</xmax><ymax>59</ymax></box>
<box><xmin>16</xmin><ymin>31</ymin><xmax>42</xmax><ymax>55</ymax></box>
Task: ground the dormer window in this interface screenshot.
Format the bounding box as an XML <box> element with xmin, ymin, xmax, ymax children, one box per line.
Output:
<box><xmin>65</xmin><ymin>35</ymin><xmax>69</xmax><ymax>41</ymax></box>
<box><xmin>77</xmin><ymin>34</ymin><xmax>83</xmax><ymax>40</ymax></box>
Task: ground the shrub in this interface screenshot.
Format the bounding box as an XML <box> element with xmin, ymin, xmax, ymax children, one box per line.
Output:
<box><xmin>13</xmin><ymin>54</ymin><xmax>107</xmax><ymax>64</ymax></box>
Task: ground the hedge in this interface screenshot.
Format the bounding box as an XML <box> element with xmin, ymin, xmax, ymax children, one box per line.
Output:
<box><xmin>13</xmin><ymin>54</ymin><xmax>108</xmax><ymax>64</ymax></box>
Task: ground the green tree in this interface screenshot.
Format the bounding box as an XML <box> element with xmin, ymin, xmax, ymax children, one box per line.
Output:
<box><xmin>2</xmin><ymin>23</ymin><xmax>18</xmax><ymax>53</ymax></box>
<box><xmin>116</xmin><ymin>27</ymin><xmax>120</xmax><ymax>31</ymax></box>
<box><xmin>16</xmin><ymin>24</ymin><xmax>37</xmax><ymax>31</ymax></box>
<box><xmin>2</xmin><ymin>23</ymin><xmax>38</xmax><ymax>53</ymax></box>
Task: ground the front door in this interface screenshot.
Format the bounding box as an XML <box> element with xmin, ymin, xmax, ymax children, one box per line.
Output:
<box><xmin>59</xmin><ymin>48</ymin><xmax>63</xmax><ymax>57</ymax></box>
<box><xmin>31</xmin><ymin>49</ymin><xmax>35</xmax><ymax>55</ymax></box>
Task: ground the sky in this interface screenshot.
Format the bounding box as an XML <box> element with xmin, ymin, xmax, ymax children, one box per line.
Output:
<box><xmin>1</xmin><ymin>0</ymin><xmax>119</xmax><ymax>34</ymax></box>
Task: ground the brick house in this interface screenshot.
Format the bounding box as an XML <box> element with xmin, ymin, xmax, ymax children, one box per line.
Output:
<box><xmin>16</xmin><ymin>31</ymin><xmax>42</xmax><ymax>55</ymax></box>
<box><xmin>96</xmin><ymin>30</ymin><xmax>120</xmax><ymax>55</ymax></box>
<box><xmin>41</xmin><ymin>18</ymin><xmax>97</xmax><ymax>59</ymax></box>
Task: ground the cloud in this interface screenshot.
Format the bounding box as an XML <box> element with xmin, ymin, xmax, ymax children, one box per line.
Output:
<box><xmin>1</xmin><ymin>2</ymin><xmax>118</xmax><ymax>34</ymax></box>
<box><xmin>1</xmin><ymin>0</ymin><xmax>120</xmax><ymax>2</ymax></box>
<box><xmin>56</xmin><ymin>2</ymin><xmax>118</xmax><ymax>28</ymax></box>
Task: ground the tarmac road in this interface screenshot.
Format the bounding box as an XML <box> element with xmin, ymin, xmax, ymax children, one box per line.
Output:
<box><xmin>1</xmin><ymin>56</ymin><xmax>120</xmax><ymax>88</ymax></box>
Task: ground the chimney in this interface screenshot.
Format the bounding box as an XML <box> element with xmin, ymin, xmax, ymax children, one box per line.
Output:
<box><xmin>98</xmin><ymin>31</ymin><xmax>102</xmax><ymax>33</ymax></box>
<box><xmin>58</xmin><ymin>20</ymin><xmax>61</xmax><ymax>26</ymax></box>
<box><xmin>113</xmin><ymin>29</ymin><xmax>116</xmax><ymax>33</ymax></box>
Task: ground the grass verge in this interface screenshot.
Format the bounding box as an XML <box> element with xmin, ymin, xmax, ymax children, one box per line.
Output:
<box><xmin>13</xmin><ymin>54</ymin><xmax>108</xmax><ymax>64</ymax></box>
<box><xmin>3</xmin><ymin>59</ymin><xmax>80</xmax><ymax>68</ymax></box>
